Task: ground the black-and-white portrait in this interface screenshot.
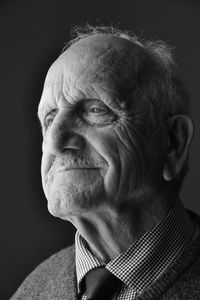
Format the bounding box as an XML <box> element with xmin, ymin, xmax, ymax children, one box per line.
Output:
<box><xmin>1</xmin><ymin>1</ymin><xmax>200</xmax><ymax>299</ymax></box>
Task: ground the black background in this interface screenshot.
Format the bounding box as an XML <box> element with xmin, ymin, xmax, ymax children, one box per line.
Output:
<box><xmin>1</xmin><ymin>0</ymin><xmax>200</xmax><ymax>299</ymax></box>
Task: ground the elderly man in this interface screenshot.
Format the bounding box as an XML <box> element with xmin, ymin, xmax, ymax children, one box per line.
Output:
<box><xmin>12</xmin><ymin>26</ymin><xmax>200</xmax><ymax>299</ymax></box>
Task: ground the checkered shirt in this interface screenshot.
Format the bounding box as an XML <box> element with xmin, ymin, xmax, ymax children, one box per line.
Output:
<box><xmin>75</xmin><ymin>199</ymin><xmax>195</xmax><ymax>299</ymax></box>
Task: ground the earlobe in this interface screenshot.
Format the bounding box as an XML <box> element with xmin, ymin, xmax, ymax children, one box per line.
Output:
<box><xmin>163</xmin><ymin>154</ymin><xmax>176</xmax><ymax>181</ymax></box>
<box><xmin>163</xmin><ymin>115</ymin><xmax>193</xmax><ymax>181</ymax></box>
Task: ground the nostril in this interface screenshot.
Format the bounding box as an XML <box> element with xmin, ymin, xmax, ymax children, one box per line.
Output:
<box><xmin>62</xmin><ymin>133</ymin><xmax>86</xmax><ymax>151</ymax></box>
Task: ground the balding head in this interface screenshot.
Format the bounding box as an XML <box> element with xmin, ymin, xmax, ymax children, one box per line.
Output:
<box><xmin>42</xmin><ymin>34</ymin><xmax>148</xmax><ymax>107</ymax></box>
<box><xmin>60</xmin><ymin>33</ymin><xmax>143</xmax><ymax>86</ymax></box>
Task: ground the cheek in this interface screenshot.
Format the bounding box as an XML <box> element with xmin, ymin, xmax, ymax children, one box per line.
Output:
<box><xmin>114</xmin><ymin>123</ymin><xmax>148</xmax><ymax>181</ymax></box>
<box><xmin>85</xmin><ymin>123</ymin><xmax>149</xmax><ymax>201</ymax></box>
<box><xmin>85</xmin><ymin>126</ymin><xmax>120</xmax><ymax>163</ymax></box>
<box><xmin>84</xmin><ymin>126</ymin><xmax>122</xmax><ymax>195</ymax></box>
<box><xmin>114</xmin><ymin>121</ymin><xmax>166</xmax><ymax>190</ymax></box>
<box><xmin>85</xmin><ymin>123</ymin><xmax>146</xmax><ymax>172</ymax></box>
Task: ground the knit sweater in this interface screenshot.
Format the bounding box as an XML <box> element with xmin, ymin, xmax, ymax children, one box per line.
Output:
<box><xmin>11</xmin><ymin>211</ymin><xmax>200</xmax><ymax>300</ymax></box>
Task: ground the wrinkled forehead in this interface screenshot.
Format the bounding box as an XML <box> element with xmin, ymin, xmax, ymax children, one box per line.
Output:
<box><xmin>38</xmin><ymin>35</ymin><xmax>147</xmax><ymax>117</ymax></box>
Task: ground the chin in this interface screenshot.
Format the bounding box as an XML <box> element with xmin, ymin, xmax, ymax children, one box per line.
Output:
<box><xmin>45</xmin><ymin>175</ymin><xmax>106</xmax><ymax>218</ymax></box>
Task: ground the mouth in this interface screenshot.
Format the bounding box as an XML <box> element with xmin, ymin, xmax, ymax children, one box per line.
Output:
<box><xmin>56</xmin><ymin>166</ymin><xmax>99</xmax><ymax>173</ymax></box>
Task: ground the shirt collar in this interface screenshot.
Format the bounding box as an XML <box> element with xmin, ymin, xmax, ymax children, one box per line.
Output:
<box><xmin>75</xmin><ymin>199</ymin><xmax>194</xmax><ymax>294</ymax></box>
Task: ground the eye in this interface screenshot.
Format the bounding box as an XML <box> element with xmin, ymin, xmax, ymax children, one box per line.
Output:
<box><xmin>44</xmin><ymin>109</ymin><xmax>57</xmax><ymax>129</ymax></box>
<box><xmin>45</xmin><ymin>115</ymin><xmax>54</xmax><ymax>127</ymax></box>
<box><xmin>82</xmin><ymin>100</ymin><xmax>117</xmax><ymax>127</ymax></box>
<box><xmin>88</xmin><ymin>106</ymin><xmax>108</xmax><ymax>114</ymax></box>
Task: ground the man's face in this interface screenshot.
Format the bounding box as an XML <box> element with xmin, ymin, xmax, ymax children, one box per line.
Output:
<box><xmin>38</xmin><ymin>35</ymin><xmax>164</xmax><ymax>219</ymax></box>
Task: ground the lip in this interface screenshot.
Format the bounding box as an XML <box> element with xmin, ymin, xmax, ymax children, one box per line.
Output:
<box><xmin>56</xmin><ymin>166</ymin><xmax>99</xmax><ymax>173</ymax></box>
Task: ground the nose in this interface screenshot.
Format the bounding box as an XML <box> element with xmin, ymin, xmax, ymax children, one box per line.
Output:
<box><xmin>44</xmin><ymin>110</ymin><xmax>85</xmax><ymax>155</ymax></box>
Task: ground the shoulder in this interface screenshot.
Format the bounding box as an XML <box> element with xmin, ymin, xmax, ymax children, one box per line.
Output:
<box><xmin>11</xmin><ymin>244</ymin><xmax>76</xmax><ymax>299</ymax></box>
<box><xmin>140</xmin><ymin>211</ymin><xmax>200</xmax><ymax>300</ymax></box>
<box><xmin>160</xmin><ymin>211</ymin><xmax>200</xmax><ymax>299</ymax></box>
<box><xmin>160</xmin><ymin>254</ymin><xmax>200</xmax><ymax>299</ymax></box>
<box><xmin>35</xmin><ymin>244</ymin><xmax>75</xmax><ymax>273</ymax></box>
<box><xmin>24</xmin><ymin>244</ymin><xmax>75</xmax><ymax>281</ymax></box>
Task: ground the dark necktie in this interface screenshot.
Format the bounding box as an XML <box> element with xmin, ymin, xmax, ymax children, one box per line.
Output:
<box><xmin>85</xmin><ymin>267</ymin><xmax>122</xmax><ymax>300</ymax></box>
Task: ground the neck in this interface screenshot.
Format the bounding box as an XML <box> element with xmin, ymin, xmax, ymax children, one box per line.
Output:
<box><xmin>68</xmin><ymin>189</ymin><xmax>177</xmax><ymax>263</ymax></box>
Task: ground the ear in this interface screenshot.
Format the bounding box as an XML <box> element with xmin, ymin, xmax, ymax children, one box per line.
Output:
<box><xmin>163</xmin><ymin>115</ymin><xmax>193</xmax><ymax>181</ymax></box>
